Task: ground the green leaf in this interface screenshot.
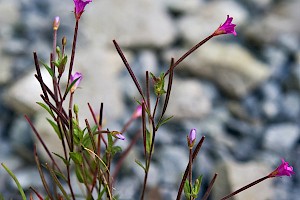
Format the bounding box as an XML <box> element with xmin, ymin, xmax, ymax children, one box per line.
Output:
<box><xmin>146</xmin><ymin>129</ymin><xmax>152</xmax><ymax>154</ymax></box>
<box><xmin>97</xmin><ymin>188</ymin><xmax>106</xmax><ymax>200</ymax></box>
<box><xmin>69</xmin><ymin>152</ymin><xmax>83</xmax><ymax>165</ymax></box>
<box><xmin>193</xmin><ymin>175</ymin><xmax>203</xmax><ymax>195</ymax></box>
<box><xmin>40</xmin><ymin>60</ymin><xmax>54</xmax><ymax>77</ymax></box>
<box><xmin>65</xmin><ymin>77</ymin><xmax>81</xmax><ymax>94</ymax></box>
<box><xmin>107</xmin><ymin>132</ymin><xmax>114</xmax><ymax>152</ymax></box>
<box><xmin>52</xmin><ymin>168</ymin><xmax>68</xmax><ymax>182</ymax></box>
<box><xmin>111</xmin><ymin>146</ymin><xmax>122</xmax><ymax>156</ymax></box>
<box><xmin>151</xmin><ymin>72</ymin><xmax>166</xmax><ymax>96</ymax></box>
<box><xmin>184</xmin><ymin>179</ymin><xmax>191</xmax><ymax>199</ymax></box>
<box><xmin>157</xmin><ymin>115</ymin><xmax>173</xmax><ymax>129</ymax></box>
<box><xmin>75</xmin><ymin>165</ymin><xmax>84</xmax><ymax>183</ymax></box>
<box><xmin>1</xmin><ymin>163</ymin><xmax>26</xmax><ymax>200</ymax></box>
<box><xmin>46</xmin><ymin>118</ymin><xmax>61</xmax><ymax>140</ymax></box>
<box><xmin>135</xmin><ymin>159</ymin><xmax>146</xmax><ymax>172</ymax></box>
<box><xmin>0</xmin><ymin>194</ymin><xmax>4</xmax><ymax>200</ymax></box>
<box><xmin>52</xmin><ymin>152</ymin><xmax>69</xmax><ymax>166</ymax></box>
<box><xmin>36</xmin><ymin>102</ymin><xmax>55</xmax><ymax>118</ymax></box>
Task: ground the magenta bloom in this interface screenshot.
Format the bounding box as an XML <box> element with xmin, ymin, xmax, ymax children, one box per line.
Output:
<box><xmin>188</xmin><ymin>128</ymin><xmax>196</xmax><ymax>148</ymax></box>
<box><xmin>269</xmin><ymin>159</ymin><xmax>295</xmax><ymax>177</ymax></box>
<box><xmin>115</xmin><ymin>133</ymin><xmax>125</xmax><ymax>140</ymax></box>
<box><xmin>111</xmin><ymin>131</ymin><xmax>125</xmax><ymax>140</ymax></box>
<box><xmin>73</xmin><ymin>0</ymin><xmax>92</xmax><ymax>20</ymax></box>
<box><xmin>214</xmin><ymin>15</ymin><xmax>237</xmax><ymax>36</ymax></box>
<box><xmin>132</xmin><ymin>105</ymin><xmax>142</xmax><ymax>119</ymax></box>
<box><xmin>70</xmin><ymin>72</ymin><xmax>83</xmax><ymax>93</ymax></box>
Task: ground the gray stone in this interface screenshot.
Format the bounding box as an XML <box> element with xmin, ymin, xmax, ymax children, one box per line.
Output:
<box><xmin>212</xmin><ymin>160</ymin><xmax>273</xmax><ymax>200</ymax></box>
<box><xmin>178</xmin><ymin>0</ymin><xmax>249</xmax><ymax>44</ymax></box>
<box><xmin>159</xmin><ymin>146</ymin><xmax>189</xmax><ymax>184</ymax></box>
<box><xmin>165</xmin><ymin>77</ymin><xmax>212</xmax><ymax>119</ymax></box>
<box><xmin>244</xmin><ymin>0</ymin><xmax>300</xmax><ymax>48</ymax></box>
<box><xmin>263</xmin><ymin>123</ymin><xmax>299</xmax><ymax>153</ymax></box>
<box><xmin>166</xmin><ymin>42</ymin><xmax>271</xmax><ymax>98</ymax></box>
<box><xmin>83</xmin><ymin>0</ymin><xmax>177</xmax><ymax>48</ymax></box>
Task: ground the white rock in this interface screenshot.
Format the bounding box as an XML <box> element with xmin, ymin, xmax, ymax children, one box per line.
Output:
<box><xmin>165</xmin><ymin>77</ymin><xmax>212</xmax><ymax>119</ymax></box>
<box><xmin>264</xmin><ymin>123</ymin><xmax>299</xmax><ymax>153</ymax></box>
<box><xmin>212</xmin><ymin>160</ymin><xmax>273</xmax><ymax>200</ymax></box>
<box><xmin>165</xmin><ymin>42</ymin><xmax>271</xmax><ymax>98</ymax></box>
<box><xmin>244</xmin><ymin>0</ymin><xmax>300</xmax><ymax>46</ymax></box>
<box><xmin>82</xmin><ymin>0</ymin><xmax>177</xmax><ymax>48</ymax></box>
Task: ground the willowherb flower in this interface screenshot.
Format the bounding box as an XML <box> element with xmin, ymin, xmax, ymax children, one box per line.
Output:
<box><xmin>213</xmin><ymin>15</ymin><xmax>237</xmax><ymax>36</ymax></box>
<box><xmin>187</xmin><ymin>128</ymin><xmax>196</xmax><ymax>148</ymax></box>
<box><xmin>70</xmin><ymin>72</ymin><xmax>83</xmax><ymax>93</ymax></box>
<box><xmin>111</xmin><ymin>131</ymin><xmax>125</xmax><ymax>140</ymax></box>
<box><xmin>132</xmin><ymin>105</ymin><xmax>142</xmax><ymax>119</ymax></box>
<box><xmin>268</xmin><ymin>159</ymin><xmax>295</xmax><ymax>177</ymax></box>
<box><xmin>73</xmin><ymin>0</ymin><xmax>92</xmax><ymax>20</ymax></box>
<box><xmin>53</xmin><ymin>16</ymin><xmax>60</xmax><ymax>31</ymax></box>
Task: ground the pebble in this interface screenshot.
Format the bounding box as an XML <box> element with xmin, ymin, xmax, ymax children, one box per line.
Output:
<box><xmin>263</xmin><ymin>123</ymin><xmax>300</xmax><ymax>153</ymax></box>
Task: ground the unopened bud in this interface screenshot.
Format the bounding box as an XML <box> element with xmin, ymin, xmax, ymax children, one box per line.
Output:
<box><xmin>53</xmin><ymin>16</ymin><xmax>60</xmax><ymax>31</ymax></box>
<box><xmin>62</xmin><ymin>36</ymin><xmax>67</xmax><ymax>46</ymax></box>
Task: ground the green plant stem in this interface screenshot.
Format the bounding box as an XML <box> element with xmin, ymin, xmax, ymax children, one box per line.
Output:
<box><xmin>220</xmin><ymin>175</ymin><xmax>269</xmax><ymax>200</ymax></box>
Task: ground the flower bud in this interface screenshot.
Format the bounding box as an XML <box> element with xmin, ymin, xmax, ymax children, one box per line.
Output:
<box><xmin>53</xmin><ymin>16</ymin><xmax>60</xmax><ymax>31</ymax></box>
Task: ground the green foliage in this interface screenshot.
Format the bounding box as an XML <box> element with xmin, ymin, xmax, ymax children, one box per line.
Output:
<box><xmin>150</xmin><ymin>72</ymin><xmax>167</xmax><ymax>96</ymax></box>
<box><xmin>40</xmin><ymin>60</ymin><xmax>54</xmax><ymax>77</ymax></box>
<box><xmin>1</xmin><ymin>163</ymin><xmax>27</xmax><ymax>200</ymax></box>
<box><xmin>46</xmin><ymin>118</ymin><xmax>61</xmax><ymax>139</ymax></box>
<box><xmin>145</xmin><ymin>129</ymin><xmax>152</xmax><ymax>155</ymax></box>
<box><xmin>135</xmin><ymin>159</ymin><xmax>147</xmax><ymax>172</ymax></box>
<box><xmin>184</xmin><ymin>175</ymin><xmax>203</xmax><ymax>199</ymax></box>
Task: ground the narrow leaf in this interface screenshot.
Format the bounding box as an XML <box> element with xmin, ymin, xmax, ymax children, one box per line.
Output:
<box><xmin>46</xmin><ymin>118</ymin><xmax>61</xmax><ymax>139</ymax></box>
<box><xmin>135</xmin><ymin>159</ymin><xmax>146</xmax><ymax>172</ymax></box>
<box><xmin>145</xmin><ymin>129</ymin><xmax>152</xmax><ymax>154</ymax></box>
<box><xmin>1</xmin><ymin>163</ymin><xmax>26</xmax><ymax>200</ymax></box>
<box><xmin>36</xmin><ymin>102</ymin><xmax>55</xmax><ymax>118</ymax></box>
<box><xmin>52</xmin><ymin>152</ymin><xmax>69</xmax><ymax>166</ymax></box>
<box><xmin>69</xmin><ymin>152</ymin><xmax>83</xmax><ymax>165</ymax></box>
<box><xmin>40</xmin><ymin>60</ymin><xmax>54</xmax><ymax>77</ymax></box>
<box><xmin>156</xmin><ymin>116</ymin><xmax>173</xmax><ymax>129</ymax></box>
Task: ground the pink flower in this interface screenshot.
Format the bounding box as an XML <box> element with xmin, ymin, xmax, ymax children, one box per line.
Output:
<box><xmin>73</xmin><ymin>0</ymin><xmax>92</xmax><ymax>20</ymax></box>
<box><xmin>70</xmin><ymin>72</ymin><xmax>82</xmax><ymax>93</ymax></box>
<box><xmin>111</xmin><ymin>131</ymin><xmax>125</xmax><ymax>140</ymax></box>
<box><xmin>132</xmin><ymin>105</ymin><xmax>142</xmax><ymax>119</ymax></box>
<box><xmin>115</xmin><ymin>133</ymin><xmax>125</xmax><ymax>140</ymax></box>
<box><xmin>187</xmin><ymin>128</ymin><xmax>196</xmax><ymax>148</ymax></box>
<box><xmin>268</xmin><ymin>159</ymin><xmax>295</xmax><ymax>177</ymax></box>
<box><xmin>214</xmin><ymin>15</ymin><xmax>237</xmax><ymax>36</ymax></box>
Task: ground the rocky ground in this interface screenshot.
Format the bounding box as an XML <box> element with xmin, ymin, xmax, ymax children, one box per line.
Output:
<box><xmin>0</xmin><ymin>0</ymin><xmax>299</xmax><ymax>199</ymax></box>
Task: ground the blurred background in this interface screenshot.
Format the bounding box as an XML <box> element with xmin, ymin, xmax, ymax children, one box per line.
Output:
<box><xmin>0</xmin><ymin>0</ymin><xmax>299</xmax><ymax>199</ymax></box>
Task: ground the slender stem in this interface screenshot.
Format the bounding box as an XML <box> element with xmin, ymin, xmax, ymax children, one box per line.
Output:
<box><xmin>113</xmin><ymin>40</ymin><xmax>146</xmax><ymax>103</ymax></box>
<box><xmin>201</xmin><ymin>173</ymin><xmax>218</xmax><ymax>200</ymax></box>
<box><xmin>25</xmin><ymin>115</ymin><xmax>62</xmax><ymax>173</ymax></box>
<box><xmin>64</xmin><ymin>19</ymin><xmax>79</xmax><ymax>100</ymax></box>
<box><xmin>176</xmin><ymin>136</ymin><xmax>206</xmax><ymax>200</ymax></box>
<box><xmin>165</xmin><ymin>34</ymin><xmax>214</xmax><ymax>77</ymax></box>
<box><xmin>112</xmin><ymin>130</ymin><xmax>141</xmax><ymax>182</ymax></box>
<box><xmin>220</xmin><ymin>176</ymin><xmax>269</xmax><ymax>200</ymax></box>
<box><xmin>189</xmin><ymin>148</ymin><xmax>193</xmax><ymax>200</ymax></box>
